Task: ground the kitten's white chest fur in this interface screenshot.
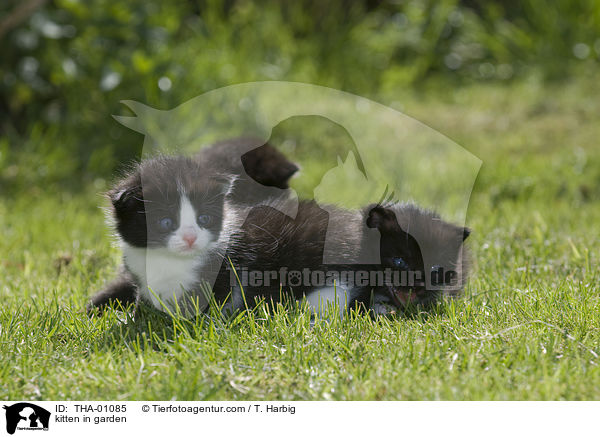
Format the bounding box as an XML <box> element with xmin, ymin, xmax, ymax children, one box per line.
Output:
<box><xmin>122</xmin><ymin>244</ymin><xmax>202</xmax><ymax>311</ymax></box>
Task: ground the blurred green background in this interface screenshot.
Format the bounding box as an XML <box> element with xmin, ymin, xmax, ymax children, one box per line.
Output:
<box><xmin>1</xmin><ymin>0</ymin><xmax>599</xmax><ymax>194</ymax></box>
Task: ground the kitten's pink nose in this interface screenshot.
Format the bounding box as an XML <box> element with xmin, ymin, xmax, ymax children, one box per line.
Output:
<box><xmin>183</xmin><ymin>233</ymin><xmax>197</xmax><ymax>248</ymax></box>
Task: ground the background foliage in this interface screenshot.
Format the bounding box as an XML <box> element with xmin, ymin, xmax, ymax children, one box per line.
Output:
<box><xmin>1</xmin><ymin>0</ymin><xmax>600</xmax><ymax>192</ymax></box>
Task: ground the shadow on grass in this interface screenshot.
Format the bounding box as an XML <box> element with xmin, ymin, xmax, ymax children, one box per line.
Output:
<box><xmin>90</xmin><ymin>294</ymin><xmax>285</xmax><ymax>353</ymax></box>
<box><xmin>91</xmin><ymin>301</ymin><xmax>217</xmax><ymax>353</ymax></box>
<box><xmin>90</xmin><ymin>290</ymin><xmax>454</xmax><ymax>356</ymax></box>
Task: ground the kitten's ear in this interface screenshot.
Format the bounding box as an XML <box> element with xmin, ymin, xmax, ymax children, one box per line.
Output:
<box><xmin>365</xmin><ymin>205</ymin><xmax>399</xmax><ymax>233</ymax></box>
<box><xmin>108</xmin><ymin>168</ymin><xmax>143</xmax><ymax>209</ymax></box>
<box><xmin>108</xmin><ymin>185</ymin><xmax>142</xmax><ymax>209</ymax></box>
<box><xmin>462</xmin><ymin>227</ymin><xmax>471</xmax><ymax>242</ymax></box>
<box><xmin>241</xmin><ymin>143</ymin><xmax>299</xmax><ymax>189</ymax></box>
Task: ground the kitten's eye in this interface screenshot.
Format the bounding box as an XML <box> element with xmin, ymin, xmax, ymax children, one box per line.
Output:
<box><xmin>197</xmin><ymin>214</ymin><xmax>212</xmax><ymax>226</ymax></box>
<box><xmin>392</xmin><ymin>257</ymin><xmax>409</xmax><ymax>270</ymax></box>
<box><xmin>158</xmin><ymin>217</ymin><xmax>173</xmax><ymax>231</ymax></box>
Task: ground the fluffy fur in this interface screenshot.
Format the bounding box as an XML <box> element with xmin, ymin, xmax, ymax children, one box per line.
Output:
<box><xmin>210</xmin><ymin>199</ymin><xmax>470</xmax><ymax>313</ymax></box>
<box><xmin>88</xmin><ymin>139</ymin><xmax>297</xmax><ymax>313</ymax></box>
<box><xmin>89</xmin><ymin>155</ymin><xmax>237</xmax><ymax>313</ymax></box>
<box><xmin>365</xmin><ymin>203</ymin><xmax>470</xmax><ymax>307</ymax></box>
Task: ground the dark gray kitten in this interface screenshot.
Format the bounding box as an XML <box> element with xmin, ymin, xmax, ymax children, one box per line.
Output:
<box><xmin>209</xmin><ymin>200</ymin><xmax>470</xmax><ymax>315</ymax></box>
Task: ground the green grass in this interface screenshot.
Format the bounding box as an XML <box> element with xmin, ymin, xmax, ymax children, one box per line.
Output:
<box><xmin>2</xmin><ymin>76</ymin><xmax>600</xmax><ymax>400</ymax></box>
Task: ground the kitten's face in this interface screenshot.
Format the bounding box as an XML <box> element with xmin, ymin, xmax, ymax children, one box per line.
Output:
<box><xmin>109</xmin><ymin>156</ymin><xmax>230</xmax><ymax>257</ymax></box>
<box><xmin>366</xmin><ymin>204</ymin><xmax>470</xmax><ymax>307</ymax></box>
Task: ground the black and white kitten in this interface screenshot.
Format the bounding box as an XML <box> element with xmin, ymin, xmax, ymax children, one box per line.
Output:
<box><xmin>88</xmin><ymin>139</ymin><xmax>298</xmax><ymax>313</ymax></box>
<box><xmin>89</xmin><ymin>156</ymin><xmax>236</xmax><ymax>313</ymax></box>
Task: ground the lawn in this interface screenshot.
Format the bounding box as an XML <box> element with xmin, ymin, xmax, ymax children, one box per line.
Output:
<box><xmin>1</xmin><ymin>76</ymin><xmax>599</xmax><ymax>400</ymax></box>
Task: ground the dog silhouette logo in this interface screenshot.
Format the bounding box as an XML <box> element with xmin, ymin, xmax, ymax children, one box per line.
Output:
<box><xmin>2</xmin><ymin>403</ymin><xmax>50</xmax><ymax>434</ymax></box>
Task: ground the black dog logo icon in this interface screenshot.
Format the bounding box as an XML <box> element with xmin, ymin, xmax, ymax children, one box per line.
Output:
<box><xmin>3</xmin><ymin>403</ymin><xmax>50</xmax><ymax>434</ymax></box>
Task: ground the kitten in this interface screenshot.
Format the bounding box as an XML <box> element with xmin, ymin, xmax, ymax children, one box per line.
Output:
<box><xmin>89</xmin><ymin>156</ymin><xmax>236</xmax><ymax>313</ymax></box>
<box><xmin>88</xmin><ymin>139</ymin><xmax>298</xmax><ymax>313</ymax></box>
<box><xmin>211</xmin><ymin>199</ymin><xmax>470</xmax><ymax>315</ymax></box>
<box><xmin>364</xmin><ymin>203</ymin><xmax>470</xmax><ymax>310</ymax></box>
<box><xmin>90</xmin><ymin>147</ymin><xmax>471</xmax><ymax>316</ymax></box>
<box><xmin>210</xmin><ymin>199</ymin><xmax>363</xmax><ymax>310</ymax></box>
